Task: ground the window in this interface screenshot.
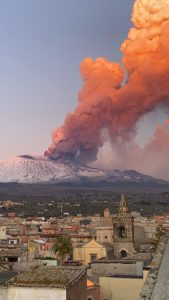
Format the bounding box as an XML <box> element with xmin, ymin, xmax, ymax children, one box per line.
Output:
<box><xmin>104</xmin><ymin>235</ymin><xmax>107</xmax><ymax>239</ymax></box>
<box><xmin>118</xmin><ymin>225</ymin><xmax>127</xmax><ymax>238</ymax></box>
<box><xmin>120</xmin><ymin>249</ymin><xmax>128</xmax><ymax>258</ymax></box>
<box><xmin>88</xmin><ymin>297</ymin><xmax>92</xmax><ymax>300</ymax></box>
<box><xmin>90</xmin><ymin>253</ymin><xmax>97</xmax><ymax>261</ymax></box>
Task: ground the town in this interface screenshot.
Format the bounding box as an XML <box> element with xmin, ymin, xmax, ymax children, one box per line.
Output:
<box><xmin>0</xmin><ymin>192</ymin><xmax>168</xmax><ymax>299</ymax></box>
<box><xmin>0</xmin><ymin>0</ymin><xmax>169</xmax><ymax>298</ymax></box>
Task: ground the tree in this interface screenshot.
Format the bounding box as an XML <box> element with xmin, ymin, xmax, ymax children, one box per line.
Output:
<box><xmin>53</xmin><ymin>235</ymin><xmax>72</xmax><ymax>264</ymax></box>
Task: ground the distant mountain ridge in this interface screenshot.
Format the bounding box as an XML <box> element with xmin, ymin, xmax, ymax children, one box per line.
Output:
<box><xmin>0</xmin><ymin>156</ymin><xmax>168</xmax><ymax>188</ymax></box>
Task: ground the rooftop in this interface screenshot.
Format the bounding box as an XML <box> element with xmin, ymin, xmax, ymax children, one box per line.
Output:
<box><xmin>0</xmin><ymin>271</ymin><xmax>17</xmax><ymax>286</ymax></box>
<box><xmin>7</xmin><ymin>266</ymin><xmax>86</xmax><ymax>288</ymax></box>
<box><xmin>0</xmin><ymin>249</ymin><xmax>24</xmax><ymax>257</ymax></box>
<box><xmin>90</xmin><ymin>259</ymin><xmax>142</xmax><ymax>264</ymax></box>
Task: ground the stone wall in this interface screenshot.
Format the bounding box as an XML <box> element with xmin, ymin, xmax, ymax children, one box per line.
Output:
<box><xmin>113</xmin><ymin>241</ymin><xmax>134</xmax><ymax>259</ymax></box>
<box><xmin>67</xmin><ymin>271</ymin><xmax>87</xmax><ymax>300</ymax></box>
<box><xmin>140</xmin><ymin>234</ymin><xmax>169</xmax><ymax>300</ymax></box>
<box><xmin>91</xmin><ymin>260</ymin><xmax>143</xmax><ymax>282</ymax></box>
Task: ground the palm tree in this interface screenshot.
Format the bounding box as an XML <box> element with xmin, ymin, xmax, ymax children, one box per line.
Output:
<box><xmin>53</xmin><ymin>235</ymin><xmax>72</xmax><ymax>264</ymax></box>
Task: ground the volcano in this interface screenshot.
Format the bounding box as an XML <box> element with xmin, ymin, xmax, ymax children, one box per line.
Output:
<box><xmin>0</xmin><ymin>156</ymin><xmax>168</xmax><ymax>189</ymax></box>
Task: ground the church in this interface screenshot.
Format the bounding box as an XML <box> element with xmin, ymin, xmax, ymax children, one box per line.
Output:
<box><xmin>113</xmin><ymin>193</ymin><xmax>135</xmax><ymax>258</ymax></box>
<box><xmin>96</xmin><ymin>193</ymin><xmax>135</xmax><ymax>259</ymax></box>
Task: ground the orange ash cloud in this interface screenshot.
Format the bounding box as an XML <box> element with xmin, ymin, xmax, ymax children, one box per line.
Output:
<box><xmin>45</xmin><ymin>0</ymin><xmax>169</xmax><ymax>165</ymax></box>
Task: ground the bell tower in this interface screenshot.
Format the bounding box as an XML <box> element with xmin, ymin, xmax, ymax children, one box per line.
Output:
<box><xmin>113</xmin><ymin>193</ymin><xmax>134</xmax><ymax>259</ymax></box>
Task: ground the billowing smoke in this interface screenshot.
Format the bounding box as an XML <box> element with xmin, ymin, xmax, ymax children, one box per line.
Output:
<box><xmin>94</xmin><ymin>122</ymin><xmax>169</xmax><ymax>180</ymax></box>
<box><xmin>45</xmin><ymin>0</ymin><xmax>169</xmax><ymax>168</ymax></box>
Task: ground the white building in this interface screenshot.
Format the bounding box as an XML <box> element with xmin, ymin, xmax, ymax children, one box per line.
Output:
<box><xmin>0</xmin><ymin>226</ymin><xmax>7</xmax><ymax>240</ymax></box>
<box><xmin>0</xmin><ymin>266</ymin><xmax>87</xmax><ymax>300</ymax></box>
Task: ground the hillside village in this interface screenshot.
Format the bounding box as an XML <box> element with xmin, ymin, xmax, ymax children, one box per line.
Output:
<box><xmin>0</xmin><ymin>193</ymin><xmax>168</xmax><ymax>299</ymax></box>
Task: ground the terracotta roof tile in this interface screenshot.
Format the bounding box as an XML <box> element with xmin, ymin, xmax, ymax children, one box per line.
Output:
<box><xmin>7</xmin><ymin>266</ymin><xmax>86</xmax><ymax>288</ymax></box>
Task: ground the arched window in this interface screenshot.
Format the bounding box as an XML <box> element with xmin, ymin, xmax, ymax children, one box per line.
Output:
<box><xmin>120</xmin><ymin>249</ymin><xmax>128</xmax><ymax>258</ymax></box>
<box><xmin>118</xmin><ymin>225</ymin><xmax>127</xmax><ymax>238</ymax></box>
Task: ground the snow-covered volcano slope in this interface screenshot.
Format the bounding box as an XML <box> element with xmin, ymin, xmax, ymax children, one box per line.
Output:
<box><xmin>0</xmin><ymin>156</ymin><xmax>168</xmax><ymax>185</ymax></box>
<box><xmin>0</xmin><ymin>156</ymin><xmax>80</xmax><ymax>183</ymax></box>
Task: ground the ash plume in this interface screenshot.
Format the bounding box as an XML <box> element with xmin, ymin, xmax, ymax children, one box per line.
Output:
<box><xmin>45</xmin><ymin>0</ymin><xmax>169</xmax><ymax>165</ymax></box>
<box><xmin>94</xmin><ymin>122</ymin><xmax>169</xmax><ymax>180</ymax></box>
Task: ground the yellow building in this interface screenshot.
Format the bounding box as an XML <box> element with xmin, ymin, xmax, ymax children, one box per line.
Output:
<box><xmin>99</xmin><ymin>269</ymin><xmax>148</xmax><ymax>300</ymax></box>
<box><xmin>73</xmin><ymin>239</ymin><xmax>106</xmax><ymax>266</ymax></box>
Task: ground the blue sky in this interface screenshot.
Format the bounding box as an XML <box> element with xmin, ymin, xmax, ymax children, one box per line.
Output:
<box><xmin>0</xmin><ymin>0</ymin><xmax>166</xmax><ymax>159</ymax></box>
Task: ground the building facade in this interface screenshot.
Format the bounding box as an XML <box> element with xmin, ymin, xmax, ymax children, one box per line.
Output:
<box><xmin>73</xmin><ymin>239</ymin><xmax>106</xmax><ymax>265</ymax></box>
<box><xmin>96</xmin><ymin>208</ymin><xmax>113</xmax><ymax>245</ymax></box>
<box><xmin>113</xmin><ymin>193</ymin><xmax>135</xmax><ymax>259</ymax></box>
